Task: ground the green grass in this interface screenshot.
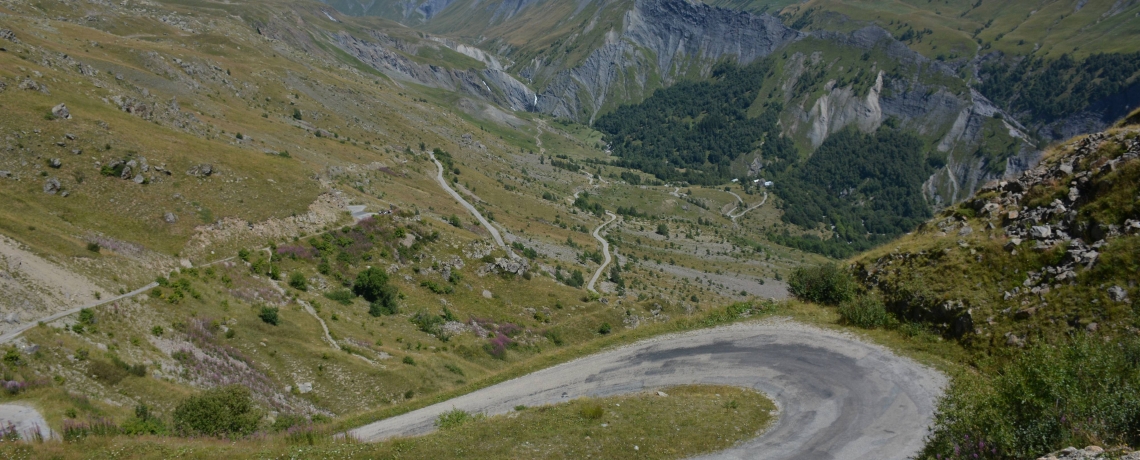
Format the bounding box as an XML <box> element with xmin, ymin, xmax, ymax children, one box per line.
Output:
<box><xmin>2</xmin><ymin>385</ymin><xmax>775</xmax><ymax>459</ymax></box>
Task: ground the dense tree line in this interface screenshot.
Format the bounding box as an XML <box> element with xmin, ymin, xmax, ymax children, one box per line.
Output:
<box><xmin>596</xmin><ymin>61</ymin><xmax>932</xmax><ymax>258</ymax></box>
<box><xmin>978</xmin><ymin>52</ymin><xmax>1140</xmax><ymax>128</ymax></box>
<box><xmin>773</xmin><ymin>127</ymin><xmax>932</xmax><ymax>257</ymax></box>
<box><xmin>595</xmin><ymin>61</ymin><xmax>793</xmax><ymax>185</ymax></box>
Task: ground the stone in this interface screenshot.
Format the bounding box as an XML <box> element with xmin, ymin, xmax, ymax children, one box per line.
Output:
<box><xmin>51</xmin><ymin>103</ymin><xmax>71</xmax><ymax>119</ymax></box>
<box><xmin>958</xmin><ymin>225</ymin><xmax>973</xmax><ymax>236</ymax></box>
<box><xmin>65</xmin><ymin>133</ymin><xmax>76</xmax><ymax>140</ymax></box>
<box><xmin>164</xmin><ymin>212</ymin><xmax>177</xmax><ymax>223</ymax></box>
<box><xmin>1030</xmin><ymin>225</ymin><xmax>1053</xmax><ymax>239</ymax></box>
<box><xmin>187</xmin><ymin>164</ymin><xmax>214</xmax><ymax>177</ymax></box>
<box><xmin>981</xmin><ymin>202</ymin><xmax>1001</xmax><ymax>216</ymax></box>
<box><xmin>42</xmin><ymin>178</ymin><xmax>61</xmax><ymax>194</ymax></box>
<box><xmin>482</xmin><ymin>289</ymin><xmax>492</xmax><ymax>299</ymax></box>
<box><xmin>49</xmin><ymin>158</ymin><xmax>61</xmax><ymax>168</ymax></box>
<box><xmin>1004</xmin><ymin>238</ymin><xmax>1022</xmax><ymax>251</ymax></box>
<box><xmin>71</xmin><ymin>149</ymin><xmax>82</xmax><ymax>155</ymax></box>
<box><xmin>1108</xmin><ymin>286</ymin><xmax>1129</xmax><ymax>302</ymax></box>
<box><xmin>1086</xmin><ymin>322</ymin><xmax>1098</xmax><ymax>333</ymax></box>
<box><xmin>119</xmin><ymin>165</ymin><xmax>132</xmax><ymax>180</ymax></box>
<box><xmin>0</xmin><ymin>171</ymin><xmax>10</xmax><ymax>178</ymax></box>
<box><xmin>133</xmin><ymin>174</ymin><xmax>145</xmax><ymax>184</ymax></box>
<box><xmin>1007</xmin><ymin>210</ymin><xmax>1020</xmax><ymax>221</ymax></box>
<box><xmin>18</xmin><ymin>79</ymin><xmax>48</xmax><ymax>94</ymax></box>
<box><xmin>297</xmin><ymin>382</ymin><xmax>313</xmax><ymax>394</ymax></box>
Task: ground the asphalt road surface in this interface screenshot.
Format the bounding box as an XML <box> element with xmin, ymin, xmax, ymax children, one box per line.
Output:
<box><xmin>348</xmin><ymin>320</ymin><xmax>946</xmax><ymax>459</ymax></box>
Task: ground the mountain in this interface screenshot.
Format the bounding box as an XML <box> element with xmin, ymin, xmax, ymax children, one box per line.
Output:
<box><xmin>319</xmin><ymin>0</ymin><xmax>1139</xmax><ymax>243</ymax></box>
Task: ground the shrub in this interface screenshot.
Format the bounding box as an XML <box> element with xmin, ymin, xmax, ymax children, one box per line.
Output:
<box><xmin>288</xmin><ymin>272</ymin><xmax>308</xmax><ymax>291</ymax></box>
<box><xmin>86</xmin><ymin>360</ymin><xmax>128</xmax><ymax>385</ymax></box>
<box><xmin>579</xmin><ymin>404</ymin><xmax>604</xmax><ymax>420</ymax></box>
<box><xmin>402</xmin><ymin>356</ymin><xmax>415</xmax><ymax>365</ymax></box>
<box><xmin>436</xmin><ymin>409</ymin><xmax>475</xmax><ymax>429</ymax></box>
<box><xmin>410</xmin><ymin>310</ymin><xmax>446</xmax><ymax>340</ymax></box>
<box><xmin>151</xmin><ymin>325</ymin><xmax>164</xmax><ymax>337</ymax></box>
<box><xmin>922</xmin><ymin>336</ymin><xmax>1140</xmax><ymax>459</ymax></box>
<box><xmin>598</xmin><ymin>322</ymin><xmax>612</xmax><ymax>335</ymax></box>
<box><xmin>321</xmin><ymin>289</ymin><xmax>352</xmax><ymax>305</ymax></box>
<box><xmin>86</xmin><ymin>242</ymin><xmax>100</xmax><ymax>253</ymax></box>
<box><xmin>787</xmin><ymin>263</ymin><xmax>855</xmax><ymax>305</ymax></box>
<box><xmin>837</xmin><ymin>294</ymin><xmax>893</xmax><ymax>329</ymax></box>
<box><xmin>258</xmin><ymin>306</ymin><xmax>280</xmax><ymax>326</ymax></box>
<box><xmin>355</xmin><ymin>267</ymin><xmax>398</xmax><ymax>315</ymax></box>
<box><xmin>369</xmin><ymin>300</ymin><xmax>398</xmax><ymax>317</ymax></box>
<box><xmin>172</xmin><ymin>385</ymin><xmax>260</xmax><ymax>438</ymax></box>
<box><xmin>78</xmin><ymin>308</ymin><xmax>95</xmax><ymax>325</ymax></box>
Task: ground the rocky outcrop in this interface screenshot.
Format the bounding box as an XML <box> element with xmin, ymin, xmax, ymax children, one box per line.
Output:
<box><xmin>332</xmin><ymin>31</ymin><xmax>537</xmax><ymax>112</ymax></box>
<box><xmin>1038</xmin><ymin>445</ymin><xmax>1140</xmax><ymax>460</ymax></box>
<box><xmin>533</xmin><ymin>0</ymin><xmax>802</xmax><ymax>121</ymax></box>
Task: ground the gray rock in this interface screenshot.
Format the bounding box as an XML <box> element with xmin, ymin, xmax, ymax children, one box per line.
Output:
<box><xmin>49</xmin><ymin>158</ymin><xmax>61</xmax><ymax>168</ymax></box>
<box><xmin>51</xmin><ymin>103</ymin><xmax>71</xmax><ymax>119</ymax></box>
<box><xmin>1108</xmin><ymin>286</ymin><xmax>1129</xmax><ymax>303</ymax></box>
<box><xmin>297</xmin><ymin>382</ymin><xmax>313</xmax><ymax>394</ymax></box>
<box><xmin>482</xmin><ymin>290</ymin><xmax>492</xmax><ymax>299</ymax></box>
<box><xmin>0</xmin><ymin>29</ymin><xmax>16</xmax><ymax>42</ymax></box>
<box><xmin>18</xmin><ymin>79</ymin><xmax>48</xmax><ymax>94</ymax></box>
<box><xmin>1030</xmin><ymin>225</ymin><xmax>1053</xmax><ymax>239</ymax></box>
<box><xmin>71</xmin><ymin>149</ymin><xmax>82</xmax><ymax>155</ymax></box>
<box><xmin>119</xmin><ymin>165</ymin><xmax>132</xmax><ymax>180</ymax></box>
<box><xmin>164</xmin><ymin>212</ymin><xmax>177</xmax><ymax>223</ymax></box>
<box><xmin>187</xmin><ymin>164</ymin><xmax>214</xmax><ymax>177</ymax></box>
<box><xmin>42</xmin><ymin>178</ymin><xmax>61</xmax><ymax>194</ymax></box>
<box><xmin>0</xmin><ymin>171</ymin><xmax>10</xmax><ymax>178</ymax></box>
<box><xmin>132</xmin><ymin>174</ymin><xmax>145</xmax><ymax>184</ymax></box>
<box><xmin>65</xmin><ymin>133</ymin><xmax>76</xmax><ymax>140</ymax></box>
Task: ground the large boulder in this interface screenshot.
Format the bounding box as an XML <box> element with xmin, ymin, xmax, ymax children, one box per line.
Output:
<box><xmin>43</xmin><ymin>178</ymin><xmax>61</xmax><ymax>194</ymax></box>
<box><xmin>51</xmin><ymin>103</ymin><xmax>71</xmax><ymax>119</ymax></box>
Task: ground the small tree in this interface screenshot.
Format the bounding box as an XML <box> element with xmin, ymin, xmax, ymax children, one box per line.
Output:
<box><xmin>172</xmin><ymin>385</ymin><xmax>260</xmax><ymax>437</ymax></box>
<box><xmin>355</xmin><ymin>267</ymin><xmax>398</xmax><ymax>316</ymax></box>
<box><xmin>292</xmin><ymin>108</ymin><xmax>302</xmax><ymax>120</ymax></box>
<box><xmin>258</xmin><ymin>306</ymin><xmax>280</xmax><ymax>326</ymax></box>
<box><xmin>656</xmin><ymin>223</ymin><xmax>669</xmax><ymax>238</ymax></box>
<box><xmin>787</xmin><ymin>263</ymin><xmax>855</xmax><ymax>306</ymax></box>
<box><xmin>288</xmin><ymin>272</ymin><xmax>308</xmax><ymax>291</ymax></box>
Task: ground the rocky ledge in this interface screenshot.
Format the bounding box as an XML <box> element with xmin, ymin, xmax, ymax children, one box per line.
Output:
<box><xmin>1038</xmin><ymin>445</ymin><xmax>1140</xmax><ymax>460</ymax></box>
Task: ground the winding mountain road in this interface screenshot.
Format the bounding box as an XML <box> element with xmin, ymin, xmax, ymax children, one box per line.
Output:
<box><xmin>586</xmin><ymin>211</ymin><xmax>618</xmax><ymax>293</ymax></box>
<box><xmin>347</xmin><ymin>321</ymin><xmax>945</xmax><ymax>459</ymax></box>
<box><xmin>428</xmin><ymin>150</ymin><xmax>516</xmax><ymax>258</ymax></box>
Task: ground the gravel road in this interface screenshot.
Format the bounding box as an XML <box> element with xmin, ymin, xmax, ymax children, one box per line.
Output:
<box><xmin>348</xmin><ymin>320</ymin><xmax>945</xmax><ymax>459</ymax></box>
<box><xmin>428</xmin><ymin>150</ymin><xmax>516</xmax><ymax>258</ymax></box>
<box><xmin>586</xmin><ymin>211</ymin><xmax>618</xmax><ymax>293</ymax></box>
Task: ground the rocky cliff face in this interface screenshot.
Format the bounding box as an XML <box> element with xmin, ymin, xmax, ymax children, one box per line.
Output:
<box><xmin>529</xmin><ymin>0</ymin><xmax>802</xmax><ymax>121</ymax></box>
<box><xmin>333</xmin><ymin>31</ymin><xmax>537</xmax><ymax>112</ymax></box>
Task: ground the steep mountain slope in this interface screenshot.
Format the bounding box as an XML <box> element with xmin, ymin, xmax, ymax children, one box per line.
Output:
<box><xmin>0</xmin><ymin>0</ymin><xmax>822</xmax><ymax>445</ymax></box>
<box><xmin>854</xmin><ymin>124</ymin><xmax>1140</xmax><ymax>347</ymax></box>
<box><xmin>325</xmin><ymin>0</ymin><xmax>1140</xmax><ymax>209</ymax></box>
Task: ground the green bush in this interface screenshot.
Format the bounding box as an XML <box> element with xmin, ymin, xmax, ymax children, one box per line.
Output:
<box><xmin>288</xmin><ymin>272</ymin><xmax>308</xmax><ymax>291</ymax></box>
<box><xmin>787</xmin><ymin>263</ymin><xmax>855</xmax><ymax>305</ymax></box>
<box><xmin>86</xmin><ymin>360</ymin><xmax>128</xmax><ymax>385</ymax></box>
<box><xmin>579</xmin><ymin>404</ymin><xmax>604</xmax><ymax>420</ymax></box>
<box><xmin>172</xmin><ymin>385</ymin><xmax>261</xmax><ymax>438</ymax></box>
<box><xmin>258</xmin><ymin>306</ymin><xmax>280</xmax><ymax>326</ymax></box>
<box><xmin>922</xmin><ymin>336</ymin><xmax>1140</xmax><ymax>459</ymax></box>
<box><xmin>355</xmin><ymin>267</ymin><xmax>398</xmax><ymax>316</ymax></box>
<box><xmin>324</xmin><ymin>289</ymin><xmax>354</xmax><ymax>305</ymax></box>
<box><xmin>436</xmin><ymin>409</ymin><xmax>475</xmax><ymax>429</ymax></box>
<box><xmin>837</xmin><ymin>294</ymin><xmax>893</xmax><ymax>329</ymax></box>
